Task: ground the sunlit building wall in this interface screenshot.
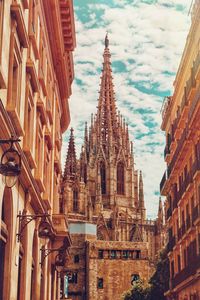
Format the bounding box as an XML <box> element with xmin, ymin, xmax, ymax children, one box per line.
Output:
<box><xmin>0</xmin><ymin>0</ymin><xmax>75</xmax><ymax>299</ymax></box>
<box><xmin>161</xmin><ymin>1</ymin><xmax>200</xmax><ymax>299</ymax></box>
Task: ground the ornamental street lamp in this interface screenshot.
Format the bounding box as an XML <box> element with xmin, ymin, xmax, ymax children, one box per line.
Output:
<box><xmin>0</xmin><ymin>136</ymin><xmax>21</xmax><ymax>188</ymax></box>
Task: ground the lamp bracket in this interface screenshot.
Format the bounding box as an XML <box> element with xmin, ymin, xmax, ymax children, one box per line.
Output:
<box><xmin>40</xmin><ymin>247</ymin><xmax>61</xmax><ymax>266</ymax></box>
<box><xmin>0</xmin><ymin>137</ymin><xmax>21</xmax><ymax>145</ymax></box>
<box><xmin>17</xmin><ymin>211</ymin><xmax>50</xmax><ymax>242</ymax></box>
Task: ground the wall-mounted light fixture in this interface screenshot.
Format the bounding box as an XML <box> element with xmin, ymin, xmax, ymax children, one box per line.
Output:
<box><xmin>40</xmin><ymin>237</ymin><xmax>69</xmax><ymax>271</ymax></box>
<box><xmin>17</xmin><ymin>211</ymin><xmax>52</xmax><ymax>242</ymax></box>
<box><xmin>0</xmin><ymin>135</ymin><xmax>21</xmax><ymax>187</ymax></box>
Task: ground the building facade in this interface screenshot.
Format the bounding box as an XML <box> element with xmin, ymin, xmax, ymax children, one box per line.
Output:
<box><xmin>61</xmin><ymin>35</ymin><xmax>165</xmax><ymax>300</ymax></box>
<box><xmin>0</xmin><ymin>0</ymin><xmax>75</xmax><ymax>299</ymax></box>
<box><xmin>160</xmin><ymin>1</ymin><xmax>200</xmax><ymax>299</ymax></box>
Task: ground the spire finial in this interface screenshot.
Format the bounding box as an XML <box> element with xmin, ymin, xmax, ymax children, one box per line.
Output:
<box><xmin>105</xmin><ymin>33</ymin><xmax>109</xmax><ymax>48</ymax></box>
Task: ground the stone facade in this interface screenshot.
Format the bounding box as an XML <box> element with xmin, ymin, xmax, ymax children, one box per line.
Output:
<box><xmin>160</xmin><ymin>1</ymin><xmax>200</xmax><ymax>299</ymax></box>
<box><xmin>0</xmin><ymin>0</ymin><xmax>75</xmax><ymax>299</ymax></box>
<box><xmin>61</xmin><ymin>35</ymin><xmax>165</xmax><ymax>300</ymax></box>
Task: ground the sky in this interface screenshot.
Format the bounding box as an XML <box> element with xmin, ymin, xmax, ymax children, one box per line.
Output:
<box><xmin>62</xmin><ymin>0</ymin><xmax>192</xmax><ymax>219</ymax></box>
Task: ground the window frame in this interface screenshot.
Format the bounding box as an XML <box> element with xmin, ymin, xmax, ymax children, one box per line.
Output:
<box><xmin>73</xmin><ymin>189</ymin><xmax>79</xmax><ymax>212</ymax></box>
<box><xmin>100</xmin><ymin>161</ymin><xmax>106</xmax><ymax>194</ymax></box>
<box><xmin>117</xmin><ymin>161</ymin><xmax>125</xmax><ymax>195</ymax></box>
<box><xmin>97</xmin><ymin>278</ymin><xmax>103</xmax><ymax>289</ymax></box>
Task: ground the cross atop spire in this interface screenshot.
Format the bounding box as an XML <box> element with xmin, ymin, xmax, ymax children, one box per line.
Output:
<box><xmin>105</xmin><ymin>33</ymin><xmax>109</xmax><ymax>48</ymax></box>
<box><xmin>63</xmin><ymin>128</ymin><xmax>77</xmax><ymax>180</ymax></box>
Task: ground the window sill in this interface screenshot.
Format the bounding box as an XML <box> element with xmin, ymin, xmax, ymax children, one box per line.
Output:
<box><xmin>10</xmin><ymin>3</ymin><xmax>29</xmax><ymax>48</ymax></box>
<box><xmin>23</xmin><ymin>146</ymin><xmax>37</xmax><ymax>169</ymax></box>
<box><xmin>6</xmin><ymin>106</ymin><xmax>24</xmax><ymax>137</ymax></box>
<box><xmin>0</xmin><ymin>65</ymin><xmax>6</xmax><ymax>88</ymax></box>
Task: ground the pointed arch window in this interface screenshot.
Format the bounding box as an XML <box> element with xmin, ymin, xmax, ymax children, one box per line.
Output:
<box><xmin>100</xmin><ymin>161</ymin><xmax>106</xmax><ymax>194</ymax></box>
<box><xmin>73</xmin><ymin>189</ymin><xmax>78</xmax><ymax>212</ymax></box>
<box><xmin>84</xmin><ymin>164</ymin><xmax>87</xmax><ymax>184</ymax></box>
<box><xmin>117</xmin><ymin>162</ymin><xmax>124</xmax><ymax>194</ymax></box>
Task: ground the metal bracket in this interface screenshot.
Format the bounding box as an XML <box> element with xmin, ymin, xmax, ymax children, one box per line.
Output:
<box><xmin>40</xmin><ymin>247</ymin><xmax>62</xmax><ymax>266</ymax></box>
<box><xmin>17</xmin><ymin>211</ymin><xmax>50</xmax><ymax>242</ymax></box>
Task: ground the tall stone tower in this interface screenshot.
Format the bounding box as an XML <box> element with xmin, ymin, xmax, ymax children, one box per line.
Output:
<box><xmin>61</xmin><ymin>35</ymin><xmax>164</xmax><ymax>300</ymax></box>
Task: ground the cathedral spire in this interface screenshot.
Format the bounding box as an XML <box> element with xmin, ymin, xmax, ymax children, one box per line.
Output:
<box><xmin>95</xmin><ymin>35</ymin><xmax>122</xmax><ymax>149</ymax></box>
<box><xmin>157</xmin><ymin>197</ymin><xmax>163</xmax><ymax>225</ymax></box>
<box><xmin>139</xmin><ymin>170</ymin><xmax>144</xmax><ymax>208</ymax></box>
<box><xmin>63</xmin><ymin>128</ymin><xmax>77</xmax><ymax>180</ymax></box>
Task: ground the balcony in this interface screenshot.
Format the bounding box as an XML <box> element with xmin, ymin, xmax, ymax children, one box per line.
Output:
<box><xmin>166</xmin><ymin>207</ymin><xmax>172</xmax><ymax>219</ymax></box>
<box><xmin>188</xmin><ymin>86</ymin><xmax>200</xmax><ymax>131</ymax></box>
<box><xmin>160</xmin><ymin>171</ymin><xmax>168</xmax><ymax>195</ymax></box>
<box><xmin>171</xmin><ymin>255</ymin><xmax>200</xmax><ymax>289</ymax></box>
<box><xmin>172</xmin><ymin>194</ymin><xmax>178</xmax><ymax>210</ymax></box>
<box><xmin>177</xmin><ymin>228</ymin><xmax>182</xmax><ymax>241</ymax></box>
<box><xmin>192</xmin><ymin>159</ymin><xmax>200</xmax><ymax>179</ymax></box>
<box><xmin>186</xmin><ymin>216</ymin><xmax>191</xmax><ymax>231</ymax></box>
<box><xmin>167</xmin><ymin>236</ymin><xmax>176</xmax><ymax>253</ymax></box>
<box><xmin>192</xmin><ymin>205</ymin><xmax>199</xmax><ymax>224</ymax></box>
<box><xmin>46</xmin><ymin>99</ymin><xmax>53</xmax><ymax>124</ymax></box>
<box><xmin>181</xmin><ymin>223</ymin><xmax>186</xmax><ymax>236</ymax></box>
<box><xmin>193</xmin><ymin>51</ymin><xmax>200</xmax><ymax>81</ymax></box>
<box><xmin>164</xmin><ymin>145</ymin><xmax>170</xmax><ymax>159</ymax></box>
<box><xmin>168</xmin><ymin>127</ymin><xmax>189</xmax><ymax>178</ymax></box>
<box><xmin>185</xmin><ymin>68</ymin><xmax>196</xmax><ymax>101</ymax></box>
<box><xmin>161</xmin><ymin>96</ymin><xmax>172</xmax><ymax>130</ymax></box>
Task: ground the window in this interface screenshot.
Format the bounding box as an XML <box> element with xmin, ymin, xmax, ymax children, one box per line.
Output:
<box><xmin>68</xmin><ymin>272</ymin><xmax>78</xmax><ymax>284</ymax></box>
<box><xmin>110</xmin><ymin>250</ymin><xmax>117</xmax><ymax>259</ymax></box>
<box><xmin>98</xmin><ymin>250</ymin><xmax>104</xmax><ymax>259</ymax></box>
<box><xmin>184</xmin><ymin>248</ymin><xmax>187</xmax><ymax>268</ymax></box>
<box><xmin>0</xmin><ymin>239</ymin><xmax>5</xmax><ymax>299</ymax></box>
<box><xmin>35</xmin><ymin>116</ymin><xmax>43</xmax><ymax>185</ymax></box>
<box><xmin>117</xmin><ymin>162</ymin><xmax>124</xmax><ymax>194</ymax></box>
<box><xmin>84</xmin><ymin>164</ymin><xmax>87</xmax><ymax>184</ymax></box>
<box><xmin>0</xmin><ymin>189</ymin><xmax>13</xmax><ymax>299</ymax></box>
<box><xmin>122</xmin><ymin>250</ymin><xmax>129</xmax><ymax>259</ymax></box>
<box><xmin>97</xmin><ymin>278</ymin><xmax>103</xmax><ymax>289</ymax></box>
<box><xmin>17</xmin><ymin>247</ymin><xmax>24</xmax><ymax>300</ymax></box>
<box><xmin>74</xmin><ymin>255</ymin><xmax>79</xmax><ymax>263</ymax></box>
<box><xmin>24</xmin><ymin>78</ymin><xmax>35</xmax><ymax>159</ymax></box>
<box><xmin>30</xmin><ymin>262</ymin><xmax>34</xmax><ymax>299</ymax></box>
<box><xmin>0</xmin><ymin>195</ymin><xmax>6</xmax><ymax>300</ymax></box>
<box><xmin>40</xmin><ymin>246</ymin><xmax>45</xmax><ymax>299</ymax></box>
<box><xmin>31</xmin><ymin>0</ymin><xmax>38</xmax><ymax>36</ymax></box>
<box><xmin>177</xmin><ymin>255</ymin><xmax>181</xmax><ymax>272</ymax></box>
<box><xmin>13</xmin><ymin>48</ymin><xmax>22</xmax><ymax>115</ymax></box>
<box><xmin>135</xmin><ymin>250</ymin><xmax>141</xmax><ymax>259</ymax></box>
<box><xmin>100</xmin><ymin>161</ymin><xmax>106</xmax><ymax>194</ymax></box>
<box><xmin>73</xmin><ymin>189</ymin><xmax>78</xmax><ymax>212</ymax></box>
<box><xmin>44</xmin><ymin>143</ymin><xmax>50</xmax><ymax>197</ymax></box>
<box><xmin>171</xmin><ymin>261</ymin><xmax>174</xmax><ymax>278</ymax></box>
<box><xmin>0</xmin><ymin>0</ymin><xmax>4</xmax><ymax>66</ymax></box>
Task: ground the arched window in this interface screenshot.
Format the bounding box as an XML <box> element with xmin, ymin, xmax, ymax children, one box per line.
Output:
<box><xmin>84</xmin><ymin>164</ymin><xmax>87</xmax><ymax>184</ymax></box>
<box><xmin>117</xmin><ymin>162</ymin><xmax>124</xmax><ymax>194</ymax></box>
<box><xmin>100</xmin><ymin>161</ymin><xmax>106</xmax><ymax>194</ymax></box>
<box><xmin>73</xmin><ymin>189</ymin><xmax>78</xmax><ymax>212</ymax></box>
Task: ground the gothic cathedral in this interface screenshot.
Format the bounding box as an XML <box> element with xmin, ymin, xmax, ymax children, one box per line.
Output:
<box><xmin>61</xmin><ymin>35</ymin><xmax>165</xmax><ymax>300</ymax></box>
